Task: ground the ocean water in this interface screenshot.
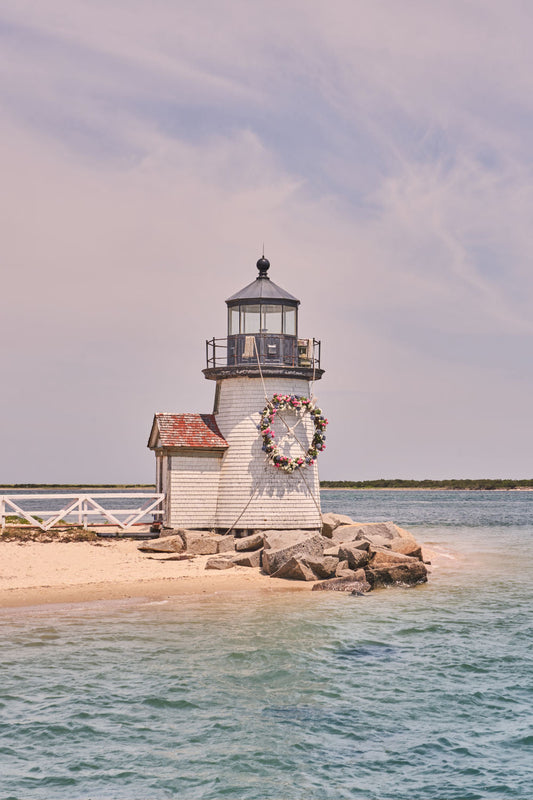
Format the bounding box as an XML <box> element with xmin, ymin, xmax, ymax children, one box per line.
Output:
<box><xmin>1</xmin><ymin>490</ymin><xmax>532</xmax><ymax>800</ymax></box>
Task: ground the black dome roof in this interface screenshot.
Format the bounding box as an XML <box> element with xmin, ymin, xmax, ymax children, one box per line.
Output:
<box><xmin>226</xmin><ymin>256</ymin><xmax>299</xmax><ymax>304</ymax></box>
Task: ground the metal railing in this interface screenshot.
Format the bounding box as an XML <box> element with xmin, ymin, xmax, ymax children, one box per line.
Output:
<box><xmin>0</xmin><ymin>493</ymin><xmax>165</xmax><ymax>531</ymax></box>
<box><xmin>206</xmin><ymin>335</ymin><xmax>321</xmax><ymax>370</ymax></box>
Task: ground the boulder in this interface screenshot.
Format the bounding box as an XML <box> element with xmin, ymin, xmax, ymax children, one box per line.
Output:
<box><xmin>335</xmin><ymin>568</ymin><xmax>361</xmax><ymax>579</ymax></box>
<box><xmin>262</xmin><ymin>530</ymin><xmax>325</xmax><ymax>575</ymax></box>
<box><xmin>331</xmin><ymin>525</ymin><xmax>373</xmax><ymax>546</ymax></box>
<box><xmin>368</xmin><ymin>549</ymin><xmax>421</xmax><ymax>568</ymax></box>
<box><xmin>301</xmin><ymin>555</ymin><xmax>339</xmax><ymax>579</ymax></box>
<box><xmin>324</xmin><ymin>518</ymin><xmax>423</xmax><ymax>559</ymax></box>
<box><xmin>356</xmin><ymin>521</ymin><xmax>399</xmax><ymax>541</ymax></box>
<box><xmin>205</xmin><ymin>557</ymin><xmax>236</xmax><ymax>570</ymax></box>
<box><xmin>312</xmin><ymin>569</ymin><xmax>371</xmax><ymax>593</ymax></box>
<box><xmin>388</xmin><ymin>525</ymin><xmax>423</xmax><ymax>559</ymax></box>
<box><xmin>235</xmin><ymin>532</ymin><xmax>264</xmax><ymax>552</ymax></box>
<box><xmin>270</xmin><ymin>557</ymin><xmax>317</xmax><ymax>581</ymax></box>
<box><xmin>217</xmin><ymin>536</ymin><xmax>236</xmax><ymax>554</ymax></box>
<box><xmin>232</xmin><ymin>549</ymin><xmax>263</xmax><ymax>568</ymax></box>
<box><xmin>338</xmin><ymin>544</ymin><xmax>371</xmax><ymax>570</ymax></box>
<box><xmin>365</xmin><ymin>560</ymin><xmax>428</xmax><ymax>588</ymax></box>
<box><xmin>359</xmin><ymin>535</ymin><xmax>392</xmax><ymax>550</ymax></box>
<box><xmin>323</xmin><ymin>545</ymin><xmax>340</xmax><ymax>557</ymax></box>
<box><xmin>180</xmin><ymin>530</ymin><xmax>221</xmax><ymax>555</ymax></box>
<box><xmin>321</xmin><ymin>512</ymin><xmax>354</xmax><ymax>538</ymax></box>
<box><xmin>355</xmin><ymin>522</ymin><xmax>421</xmax><ymax>553</ymax></box>
<box><xmin>395</xmin><ymin>543</ymin><xmax>423</xmax><ymax>561</ymax></box>
<box><xmin>137</xmin><ymin>534</ymin><xmax>185</xmax><ymax>553</ymax></box>
<box><xmin>335</xmin><ymin>560</ymin><xmax>350</xmax><ymax>576</ymax></box>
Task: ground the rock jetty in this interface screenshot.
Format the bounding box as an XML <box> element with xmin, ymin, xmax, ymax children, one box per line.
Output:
<box><xmin>138</xmin><ymin>512</ymin><xmax>429</xmax><ymax>592</ymax></box>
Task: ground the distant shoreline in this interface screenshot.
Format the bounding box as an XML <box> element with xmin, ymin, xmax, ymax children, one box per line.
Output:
<box><xmin>320</xmin><ymin>486</ymin><xmax>533</xmax><ymax>492</ymax></box>
<box><xmin>1</xmin><ymin>482</ymin><xmax>532</xmax><ymax>492</ymax></box>
<box><xmin>320</xmin><ymin>479</ymin><xmax>533</xmax><ymax>491</ymax></box>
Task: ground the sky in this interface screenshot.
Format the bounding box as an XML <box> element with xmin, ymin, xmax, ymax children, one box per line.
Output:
<box><xmin>1</xmin><ymin>0</ymin><xmax>532</xmax><ymax>483</ymax></box>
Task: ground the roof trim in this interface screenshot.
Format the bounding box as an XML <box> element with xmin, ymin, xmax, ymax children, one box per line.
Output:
<box><xmin>226</xmin><ymin>277</ymin><xmax>299</xmax><ymax>304</ymax></box>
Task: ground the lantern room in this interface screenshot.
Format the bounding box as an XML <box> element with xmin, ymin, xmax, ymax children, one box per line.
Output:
<box><xmin>204</xmin><ymin>256</ymin><xmax>323</xmax><ymax>378</ymax></box>
<box><xmin>226</xmin><ymin>255</ymin><xmax>298</xmax><ymax>367</ymax></box>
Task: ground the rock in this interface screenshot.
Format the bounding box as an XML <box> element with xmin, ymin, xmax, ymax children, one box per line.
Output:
<box><xmin>356</xmin><ymin>521</ymin><xmax>399</xmax><ymax>541</ymax></box>
<box><xmin>180</xmin><ymin>530</ymin><xmax>221</xmax><ymax>555</ymax></box>
<box><xmin>321</xmin><ymin>512</ymin><xmax>354</xmax><ymax>538</ymax></box>
<box><xmin>331</xmin><ymin>525</ymin><xmax>373</xmax><ymax>546</ymax></box>
<box><xmin>359</xmin><ymin>535</ymin><xmax>392</xmax><ymax>550</ymax></box>
<box><xmin>388</xmin><ymin>539</ymin><xmax>422</xmax><ymax>558</ymax></box>
<box><xmin>355</xmin><ymin>522</ymin><xmax>421</xmax><ymax>553</ymax></box>
<box><xmin>368</xmin><ymin>549</ymin><xmax>420</xmax><ymax>568</ymax></box>
<box><xmin>331</xmin><ymin>521</ymin><xmax>417</xmax><ymax>550</ymax></box>
<box><xmin>312</xmin><ymin>569</ymin><xmax>371</xmax><ymax>593</ymax></box>
<box><xmin>270</xmin><ymin>557</ymin><xmax>317</xmax><ymax>581</ymax></box>
<box><xmin>335</xmin><ymin>559</ymin><xmax>350</xmax><ymax>576</ymax></box>
<box><xmin>336</xmin><ymin>568</ymin><xmax>360</xmax><ymax>579</ymax></box>
<box><xmin>217</xmin><ymin>536</ymin><xmax>236</xmax><ymax>554</ymax></box>
<box><xmin>388</xmin><ymin>525</ymin><xmax>423</xmax><ymax>559</ymax></box>
<box><xmin>365</xmin><ymin>560</ymin><xmax>428</xmax><ymax>588</ymax></box>
<box><xmin>323</xmin><ymin>545</ymin><xmax>340</xmax><ymax>557</ymax></box>
<box><xmin>338</xmin><ymin>544</ymin><xmax>371</xmax><ymax>570</ymax></box>
<box><xmin>205</xmin><ymin>557</ymin><xmax>235</xmax><ymax>570</ymax></box>
<box><xmin>323</xmin><ymin>518</ymin><xmax>423</xmax><ymax>559</ymax></box>
<box><xmin>137</xmin><ymin>534</ymin><xmax>185</xmax><ymax>553</ymax></box>
<box><xmin>301</xmin><ymin>555</ymin><xmax>339</xmax><ymax>579</ymax></box>
<box><xmin>232</xmin><ymin>549</ymin><xmax>263</xmax><ymax>568</ymax></box>
<box><xmin>262</xmin><ymin>530</ymin><xmax>325</xmax><ymax>575</ymax></box>
<box><xmin>234</xmin><ymin>532</ymin><xmax>264</xmax><ymax>552</ymax></box>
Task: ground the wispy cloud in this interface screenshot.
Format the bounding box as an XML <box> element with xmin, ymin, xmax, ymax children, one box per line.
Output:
<box><xmin>1</xmin><ymin>0</ymin><xmax>532</xmax><ymax>479</ymax></box>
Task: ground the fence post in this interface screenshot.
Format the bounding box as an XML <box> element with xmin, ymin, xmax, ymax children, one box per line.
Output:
<box><xmin>0</xmin><ymin>496</ymin><xmax>5</xmax><ymax>531</ymax></box>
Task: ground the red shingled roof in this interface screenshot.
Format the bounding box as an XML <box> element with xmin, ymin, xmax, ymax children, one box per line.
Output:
<box><xmin>148</xmin><ymin>413</ymin><xmax>228</xmax><ymax>450</ymax></box>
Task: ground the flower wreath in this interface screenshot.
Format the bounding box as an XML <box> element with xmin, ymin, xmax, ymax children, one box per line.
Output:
<box><xmin>257</xmin><ymin>393</ymin><xmax>328</xmax><ymax>473</ymax></box>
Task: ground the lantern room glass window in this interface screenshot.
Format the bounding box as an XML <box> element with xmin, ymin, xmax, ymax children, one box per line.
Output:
<box><xmin>229</xmin><ymin>303</ymin><xmax>298</xmax><ymax>336</ymax></box>
<box><xmin>242</xmin><ymin>304</ymin><xmax>261</xmax><ymax>334</ymax></box>
<box><xmin>229</xmin><ymin>307</ymin><xmax>240</xmax><ymax>334</ymax></box>
<box><xmin>262</xmin><ymin>305</ymin><xmax>283</xmax><ymax>333</ymax></box>
<box><xmin>283</xmin><ymin>307</ymin><xmax>296</xmax><ymax>336</ymax></box>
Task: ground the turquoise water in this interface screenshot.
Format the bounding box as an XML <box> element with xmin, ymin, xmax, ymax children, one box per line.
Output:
<box><xmin>1</xmin><ymin>491</ymin><xmax>532</xmax><ymax>799</ymax></box>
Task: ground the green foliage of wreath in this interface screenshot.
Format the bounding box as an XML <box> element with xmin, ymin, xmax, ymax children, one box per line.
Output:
<box><xmin>257</xmin><ymin>393</ymin><xmax>328</xmax><ymax>473</ymax></box>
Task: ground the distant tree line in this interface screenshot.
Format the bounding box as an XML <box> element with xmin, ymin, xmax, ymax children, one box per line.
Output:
<box><xmin>320</xmin><ymin>479</ymin><xmax>533</xmax><ymax>490</ymax></box>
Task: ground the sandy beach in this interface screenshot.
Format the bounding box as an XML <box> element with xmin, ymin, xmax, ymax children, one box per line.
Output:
<box><xmin>0</xmin><ymin>535</ymin><xmax>444</xmax><ymax>609</ymax></box>
<box><xmin>0</xmin><ymin>539</ymin><xmax>312</xmax><ymax>608</ymax></box>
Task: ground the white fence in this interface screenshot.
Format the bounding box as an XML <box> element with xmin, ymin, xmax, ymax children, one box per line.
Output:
<box><xmin>0</xmin><ymin>493</ymin><xmax>165</xmax><ymax>531</ymax></box>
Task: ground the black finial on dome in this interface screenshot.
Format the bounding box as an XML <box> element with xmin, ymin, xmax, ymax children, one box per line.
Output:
<box><xmin>256</xmin><ymin>254</ymin><xmax>270</xmax><ymax>278</ymax></box>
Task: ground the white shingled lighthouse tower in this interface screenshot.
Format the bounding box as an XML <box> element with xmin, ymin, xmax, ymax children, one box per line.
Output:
<box><xmin>148</xmin><ymin>255</ymin><xmax>326</xmax><ymax>534</ymax></box>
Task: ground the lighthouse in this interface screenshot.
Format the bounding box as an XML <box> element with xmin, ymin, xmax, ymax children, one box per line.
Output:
<box><xmin>148</xmin><ymin>255</ymin><xmax>325</xmax><ymax>535</ymax></box>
